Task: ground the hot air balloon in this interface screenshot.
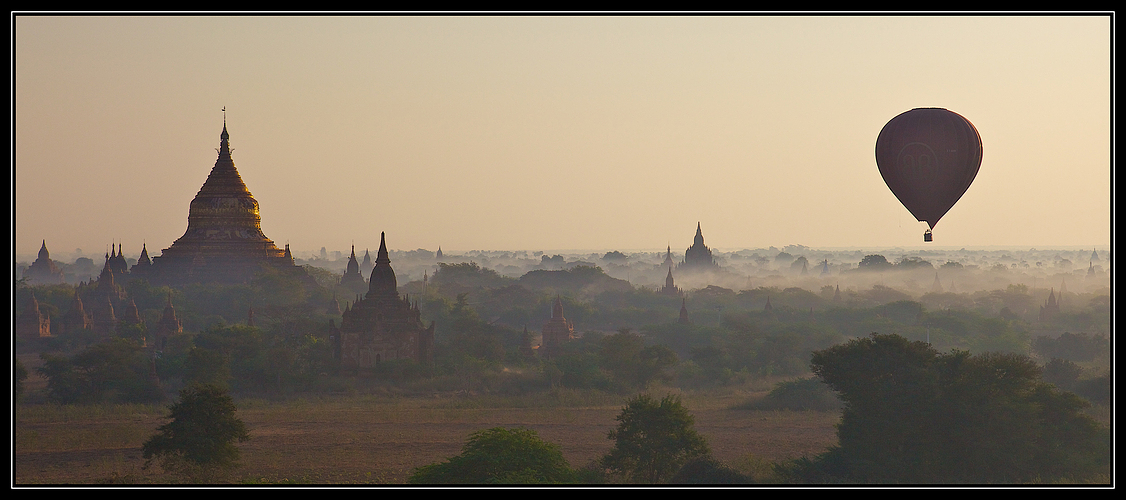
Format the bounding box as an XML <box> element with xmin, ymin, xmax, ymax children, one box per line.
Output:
<box><xmin>875</xmin><ymin>108</ymin><xmax>982</xmax><ymax>242</ymax></box>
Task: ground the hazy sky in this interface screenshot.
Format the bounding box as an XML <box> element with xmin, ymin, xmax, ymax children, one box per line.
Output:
<box><xmin>13</xmin><ymin>15</ymin><xmax>1112</xmax><ymax>259</ymax></box>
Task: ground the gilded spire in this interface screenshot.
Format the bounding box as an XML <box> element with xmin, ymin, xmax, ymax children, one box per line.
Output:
<box><xmin>219</xmin><ymin>107</ymin><xmax>231</xmax><ymax>161</ymax></box>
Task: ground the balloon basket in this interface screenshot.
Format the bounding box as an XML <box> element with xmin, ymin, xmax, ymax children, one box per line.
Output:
<box><xmin>923</xmin><ymin>230</ymin><xmax>933</xmax><ymax>242</ymax></box>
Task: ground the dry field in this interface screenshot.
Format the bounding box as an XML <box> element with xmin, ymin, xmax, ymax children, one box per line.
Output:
<box><xmin>14</xmin><ymin>386</ymin><xmax>841</xmax><ymax>485</ymax></box>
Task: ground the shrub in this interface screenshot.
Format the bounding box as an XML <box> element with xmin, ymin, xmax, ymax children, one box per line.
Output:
<box><xmin>669</xmin><ymin>456</ymin><xmax>751</xmax><ymax>484</ymax></box>
<box><xmin>410</xmin><ymin>427</ymin><xmax>576</xmax><ymax>484</ymax></box>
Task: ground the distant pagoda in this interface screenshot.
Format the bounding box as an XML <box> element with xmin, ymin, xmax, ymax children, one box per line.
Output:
<box><xmin>149</xmin><ymin>118</ymin><xmax>296</xmax><ymax>285</ymax></box>
<box><xmin>657</xmin><ymin>266</ymin><xmax>683</xmax><ymax>297</ymax></box>
<box><xmin>678</xmin><ymin>222</ymin><xmax>718</xmax><ymax>271</ymax></box>
<box><xmin>661</xmin><ymin>245</ymin><xmax>675</xmax><ymax>269</ymax></box>
<box><xmin>24</xmin><ymin>240</ymin><xmax>65</xmax><ymax>284</ymax></box>
<box><xmin>539</xmin><ymin>297</ymin><xmax>575</xmax><ymax>358</ymax></box>
<box><xmin>1038</xmin><ymin>288</ymin><xmax>1060</xmax><ymax>322</ymax></box>
<box><xmin>339</xmin><ymin>245</ymin><xmax>367</xmax><ymax>295</ymax></box>
<box><xmin>361</xmin><ymin>248</ymin><xmax>374</xmax><ymax>276</ymax></box>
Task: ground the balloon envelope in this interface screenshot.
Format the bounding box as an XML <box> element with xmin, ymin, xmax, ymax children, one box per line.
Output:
<box><xmin>875</xmin><ymin>108</ymin><xmax>982</xmax><ymax>230</ymax></box>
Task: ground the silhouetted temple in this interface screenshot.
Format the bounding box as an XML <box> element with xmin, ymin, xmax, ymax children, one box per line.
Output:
<box><xmin>678</xmin><ymin>222</ymin><xmax>718</xmax><ymax>270</ymax></box>
<box><xmin>132</xmin><ymin>243</ymin><xmax>153</xmax><ymax>277</ymax></box>
<box><xmin>679</xmin><ymin>297</ymin><xmax>690</xmax><ymax>325</ymax></box>
<box><xmin>152</xmin><ymin>293</ymin><xmax>184</xmax><ymax>348</ymax></box>
<box><xmin>661</xmin><ymin>245</ymin><xmax>675</xmax><ymax>269</ymax></box>
<box><xmin>1038</xmin><ymin>288</ymin><xmax>1060</xmax><ymax>322</ymax></box>
<box><xmin>108</xmin><ymin>243</ymin><xmax>129</xmax><ymax>275</ymax></box>
<box><xmin>334</xmin><ymin>232</ymin><xmax>435</xmax><ymax>369</ymax></box>
<box><xmin>657</xmin><ymin>266</ymin><xmax>683</xmax><ymax>297</ymax></box>
<box><xmin>24</xmin><ymin>240</ymin><xmax>65</xmax><ymax>285</ymax></box>
<box><xmin>79</xmin><ymin>251</ymin><xmax>133</xmax><ymax>337</ymax></box>
<box><xmin>148</xmin><ymin>121</ymin><xmax>298</xmax><ymax>285</ymax></box>
<box><xmin>361</xmin><ymin>248</ymin><xmax>374</xmax><ymax>276</ymax></box>
<box><xmin>539</xmin><ymin>297</ymin><xmax>575</xmax><ymax>358</ymax></box>
<box><xmin>340</xmin><ymin>245</ymin><xmax>367</xmax><ymax>295</ymax></box>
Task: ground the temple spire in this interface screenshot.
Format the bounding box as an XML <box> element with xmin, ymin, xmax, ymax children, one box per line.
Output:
<box><xmin>376</xmin><ymin>232</ymin><xmax>390</xmax><ymax>264</ymax></box>
<box><xmin>367</xmin><ymin>232</ymin><xmax>398</xmax><ymax>298</ymax></box>
<box><xmin>218</xmin><ymin>117</ymin><xmax>232</xmax><ymax>161</ymax></box>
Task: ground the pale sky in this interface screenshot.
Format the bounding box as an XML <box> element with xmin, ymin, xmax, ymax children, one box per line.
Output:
<box><xmin>13</xmin><ymin>15</ymin><xmax>1113</xmax><ymax>259</ymax></box>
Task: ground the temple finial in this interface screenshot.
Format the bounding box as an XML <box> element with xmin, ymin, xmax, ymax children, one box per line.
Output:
<box><xmin>377</xmin><ymin>232</ymin><xmax>389</xmax><ymax>260</ymax></box>
<box><xmin>218</xmin><ymin>107</ymin><xmax>231</xmax><ymax>159</ymax></box>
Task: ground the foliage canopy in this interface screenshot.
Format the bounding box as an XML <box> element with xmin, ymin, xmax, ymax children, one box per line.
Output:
<box><xmin>37</xmin><ymin>338</ymin><xmax>163</xmax><ymax>404</ymax></box>
<box><xmin>804</xmin><ymin>333</ymin><xmax>1109</xmax><ymax>484</ymax></box>
<box><xmin>602</xmin><ymin>394</ymin><xmax>709</xmax><ymax>483</ymax></box>
<box><xmin>142</xmin><ymin>384</ymin><xmax>250</xmax><ymax>474</ymax></box>
<box><xmin>409</xmin><ymin>427</ymin><xmax>575</xmax><ymax>484</ymax></box>
<box><xmin>857</xmin><ymin>254</ymin><xmax>892</xmax><ymax>270</ymax></box>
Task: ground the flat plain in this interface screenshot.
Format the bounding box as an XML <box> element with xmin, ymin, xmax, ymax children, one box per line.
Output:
<box><xmin>14</xmin><ymin>385</ymin><xmax>840</xmax><ymax>485</ymax></box>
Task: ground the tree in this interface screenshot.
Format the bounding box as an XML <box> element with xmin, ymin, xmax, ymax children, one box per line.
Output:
<box><xmin>602</xmin><ymin>250</ymin><xmax>628</xmax><ymax>263</ymax></box>
<box><xmin>602</xmin><ymin>394</ymin><xmax>709</xmax><ymax>483</ymax></box>
<box><xmin>895</xmin><ymin>256</ymin><xmax>933</xmax><ymax>269</ymax></box>
<box><xmin>409</xmin><ymin>427</ymin><xmax>575</xmax><ymax>484</ymax></box>
<box><xmin>142</xmin><ymin>384</ymin><xmax>250</xmax><ymax>477</ymax></box>
<box><xmin>857</xmin><ymin>254</ymin><xmax>892</xmax><ymax>270</ymax></box>
<box><xmin>805</xmin><ymin>333</ymin><xmax>1109</xmax><ymax>483</ymax></box>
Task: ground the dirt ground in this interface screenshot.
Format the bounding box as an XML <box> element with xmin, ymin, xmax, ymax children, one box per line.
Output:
<box><xmin>13</xmin><ymin>390</ymin><xmax>840</xmax><ymax>485</ymax></box>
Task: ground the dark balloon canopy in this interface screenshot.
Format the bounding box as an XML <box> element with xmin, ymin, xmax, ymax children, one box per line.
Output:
<box><xmin>875</xmin><ymin>108</ymin><xmax>982</xmax><ymax>240</ymax></box>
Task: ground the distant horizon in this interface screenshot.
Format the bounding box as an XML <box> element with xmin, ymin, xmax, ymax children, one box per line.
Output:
<box><xmin>16</xmin><ymin>242</ymin><xmax>1112</xmax><ymax>265</ymax></box>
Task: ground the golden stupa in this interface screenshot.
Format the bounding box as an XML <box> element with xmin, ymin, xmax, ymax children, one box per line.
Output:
<box><xmin>149</xmin><ymin>119</ymin><xmax>295</xmax><ymax>285</ymax></box>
